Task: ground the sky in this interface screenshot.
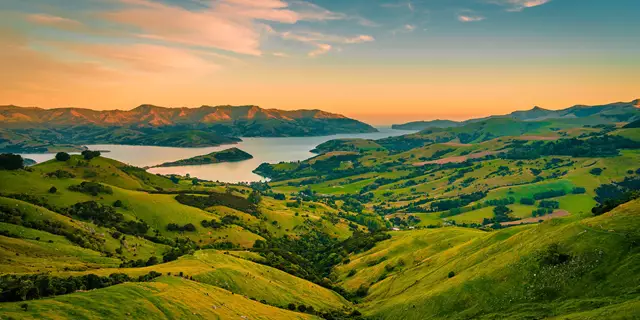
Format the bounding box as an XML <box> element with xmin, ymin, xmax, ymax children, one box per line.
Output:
<box><xmin>0</xmin><ymin>0</ymin><xmax>638</xmax><ymax>125</ymax></box>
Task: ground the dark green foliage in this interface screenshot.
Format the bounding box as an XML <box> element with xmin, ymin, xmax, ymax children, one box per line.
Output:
<box><xmin>55</xmin><ymin>152</ymin><xmax>71</xmax><ymax>161</ymax></box>
<box><xmin>430</xmin><ymin>191</ymin><xmax>486</xmax><ymax>212</ymax></box>
<box><xmin>589</xmin><ymin>168</ymin><xmax>603</xmax><ymax>176</ymax></box>
<box><xmin>200</xmin><ymin>219</ymin><xmax>224</xmax><ymax>229</ymax></box>
<box><xmin>623</xmin><ymin>119</ymin><xmax>640</xmax><ymax>128</ymax></box>
<box><xmin>45</xmin><ymin>170</ymin><xmax>76</xmax><ymax>178</ymax></box>
<box><xmin>533</xmin><ymin>189</ymin><xmax>566</xmax><ymax>200</ymax></box>
<box><xmin>0</xmin><ymin>271</ymin><xmax>162</xmax><ymax>302</ymax></box>
<box><xmin>0</xmin><ymin>153</ymin><xmax>23</xmax><ymax>170</ymax></box>
<box><xmin>48</xmin><ymin>186</ymin><xmax>57</xmax><ymax>194</ymax></box>
<box><xmin>520</xmin><ymin>197</ymin><xmax>535</xmax><ymax>205</ymax></box>
<box><xmin>248</xmin><ymin>191</ymin><xmax>262</xmax><ymax>204</ymax></box>
<box><xmin>113</xmin><ymin>200</ymin><xmax>123</xmax><ymax>207</ymax></box>
<box><xmin>161</xmin><ymin>238</ymin><xmax>198</xmax><ymax>262</ymax></box>
<box><xmin>537</xmin><ymin>243</ymin><xmax>571</xmax><ymax>267</ymax></box>
<box><xmin>67</xmin><ymin>201</ymin><xmax>122</xmax><ymax>227</ymax></box>
<box><xmin>448</xmin><ymin>271</ymin><xmax>455</xmax><ymax>278</ymax></box>
<box><xmin>503</xmin><ymin>135</ymin><xmax>640</xmax><ymax>159</ymax></box>
<box><xmin>572</xmin><ymin>187</ymin><xmax>586</xmax><ymax>194</ymax></box>
<box><xmin>68</xmin><ymin>181</ymin><xmax>113</xmax><ymax>196</ymax></box>
<box><xmin>538</xmin><ymin>200</ymin><xmax>560</xmax><ymax>209</ymax></box>
<box><xmin>166</xmin><ymin>223</ymin><xmax>196</xmax><ymax>232</ymax></box>
<box><xmin>592</xmin><ymin>176</ymin><xmax>640</xmax><ymax>215</ymax></box>
<box><xmin>175</xmin><ymin>193</ymin><xmax>260</xmax><ymax>217</ymax></box>
<box><xmin>288</xmin><ymin>303</ymin><xmax>296</xmax><ymax>310</ymax></box>
<box><xmin>252</xmin><ymin>230</ymin><xmax>390</xmax><ymax>298</ymax></box>
<box><xmin>81</xmin><ymin>150</ymin><xmax>101</xmax><ymax>160</ymax></box>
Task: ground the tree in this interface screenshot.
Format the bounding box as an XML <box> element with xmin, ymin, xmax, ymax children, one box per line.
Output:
<box><xmin>49</xmin><ymin>186</ymin><xmax>57</xmax><ymax>194</ymax></box>
<box><xmin>81</xmin><ymin>150</ymin><xmax>101</xmax><ymax>160</ymax></box>
<box><xmin>448</xmin><ymin>271</ymin><xmax>455</xmax><ymax>278</ymax></box>
<box><xmin>590</xmin><ymin>167</ymin><xmax>603</xmax><ymax>176</ymax></box>
<box><xmin>287</xmin><ymin>303</ymin><xmax>296</xmax><ymax>311</ymax></box>
<box><xmin>248</xmin><ymin>191</ymin><xmax>262</xmax><ymax>205</ymax></box>
<box><xmin>0</xmin><ymin>153</ymin><xmax>23</xmax><ymax>170</ymax></box>
<box><xmin>55</xmin><ymin>152</ymin><xmax>71</xmax><ymax>161</ymax></box>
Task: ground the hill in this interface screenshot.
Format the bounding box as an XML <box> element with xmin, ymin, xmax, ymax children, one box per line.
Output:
<box><xmin>392</xmin><ymin>99</ymin><xmax>640</xmax><ymax>130</ymax></box>
<box><xmin>0</xmin><ymin>105</ymin><xmax>377</xmax><ymax>152</ymax></box>
<box><xmin>392</xmin><ymin>120</ymin><xmax>461</xmax><ymax>130</ymax></box>
<box><xmin>151</xmin><ymin>148</ymin><xmax>253</xmax><ymax>168</ymax></box>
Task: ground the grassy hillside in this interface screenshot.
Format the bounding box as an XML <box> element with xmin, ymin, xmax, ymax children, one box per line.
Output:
<box><xmin>333</xmin><ymin>200</ymin><xmax>640</xmax><ymax>319</ymax></box>
<box><xmin>0</xmin><ymin>276</ymin><xmax>317</xmax><ymax>320</ymax></box>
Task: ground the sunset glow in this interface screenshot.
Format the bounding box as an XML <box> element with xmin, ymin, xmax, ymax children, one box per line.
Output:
<box><xmin>1</xmin><ymin>0</ymin><xmax>638</xmax><ymax>124</ymax></box>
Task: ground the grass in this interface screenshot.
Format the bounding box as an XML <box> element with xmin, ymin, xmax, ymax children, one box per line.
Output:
<box><xmin>0</xmin><ymin>276</ymin><xmax>317</xmax><ymax>320</ymax></box>
<box><xmin>340</xmin><ymin>200</ymin><xmax>640</xmax><ymax>319</ymax></box>
<box><xmin>54</xmin><ymin>249</ymin><xmax>351</xmax><ymax>312</ymax></box>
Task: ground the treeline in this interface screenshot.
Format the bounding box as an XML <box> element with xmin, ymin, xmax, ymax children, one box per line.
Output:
<box><xmin>252</xmin><ymin>230</ymin><xmax>391</xmax><ymax>300</ymax></box>
<box><xmin>592</xmin><ymin>176</ymin><xmax>640</xmax><ymax>215</ymax></box>
<box><xmin>0</xmin><ymin>271</ymin><xmax>161</xmax><ymax>302</ymax></box>
<box><xmin>175</xmin><ymin>192</ymin><xmax>260</xmax><ymax>216</ymax></box>
<box><xmin>502</xmin><ymin>135</ymin><xmax>640</xmax><ymax>160</ymax></box>
<box><xmin>430</xmin><ymin>191</ymin><xmax>487</xmax><ymax>212</ymax></box>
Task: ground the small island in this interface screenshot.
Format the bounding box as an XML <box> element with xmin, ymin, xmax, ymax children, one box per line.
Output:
<box><xmin>151</xmin><ymin>147</ymin><xmax>253</xmax><ymax>168</ymax></box>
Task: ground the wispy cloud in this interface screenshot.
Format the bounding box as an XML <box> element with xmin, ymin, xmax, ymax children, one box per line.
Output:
<box><xmin>458</xmin><ymin>12</ymin><xmax>485</xmax><ymax>22</ymax></box>
<box><xmin>100</xmin><ymin>0</ymin><xmax>371</xmax><ymax>56</ymax></box>
<box><xmin>308</xmin><ymin>44</ymin><xmax>332</xmax><ymax>57</ymax></box>
<box><xmin>279</xmin><ymin>30</ymin><xmax>374</xmax><ymax>56</ymax></box>
<box><xmin>489</xmin><ymin>0</ymin><xmax>552</xmax><ymax>12</ymax></box>
<box><xmin>404</xmin><ymin>24</ymin><xmax>416</xmax><ymax>31</ymax></box>
<box><xmin>26</xmin><ymin>14</ymin><xmax>83</xmax><ymax>30</ymax></box>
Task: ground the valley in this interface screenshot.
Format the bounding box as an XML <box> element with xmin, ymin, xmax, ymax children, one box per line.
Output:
<box><xmin>0</xmin><ymin>100</ymin><xmax>639</xmax><ymax>319</ymax></box>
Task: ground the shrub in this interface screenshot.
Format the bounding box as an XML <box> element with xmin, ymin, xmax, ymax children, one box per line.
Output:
<box><xmin>55</xmin><ymin>152</ymin><xmax>71</xmax><ymax>161</ymax></box>
<box><xmin>68</xmin><ymin>182</ymin><xmax>113</xmax><ymax>196</ymax></box>
<box><xmin>0</xmin><ymin>153</ymin><xmax>23</xmax><ymax>170</ymax></box>
<box><xmin>448</xmin><ymin>271</ymin><xmax>455</xmax><ymax>278</ymax></box>
<box><xmin>81</xmin><ymin>150</ymin><xmax>101</xmax><ymax>160</ymax></box>
<box><xmin>113</xmin><ymin>200</ymin><xmax>123</xmax><ymax>207</ymax></box>
<box><xmin>590</xmin><ymin>168</ymin><xmax>603</xmax><ymax>176</ymax></box>
<box><xmin>287</xmin><ymin>303</ymin><xmax>296</xmax><ymax>311</ymax></box>
<box><xmin>519</xmin><ymin>197</ymin><xmax>535</xmax><ymax>205</ymax></box>
<box><xmin>572</xmin><ymin>187</ymin><xmax>586</xmax><ymax>194</ymax></box>
<box><xmin>48</xmin><ymin>186</ymin><xmax>57</xmax><ymax>194</ymax></box>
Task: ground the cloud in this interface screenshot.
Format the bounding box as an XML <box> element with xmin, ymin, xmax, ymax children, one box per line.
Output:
<box><xmin>489</xmin><ymin>0</ymin><xmax>552</xmax><ymax>12</ymax></box>
<box><xmin>308</xmin><ymin>44</ymin><xmax>331</xmax><ymax>57</ymax></box>
<box><xmin>272</xmin><ymin>52</ymin><xmax>289</xmax><ymax>57</ymax></box>
<box><xmin>404</xmin><ymin>24</ymin><xmax>416</xmax><ymax>31</ymax></box>
<box><xmin>65</xmin><ymin>43</ymin><xmax>221</xmax><ymax>74</ymax></box>
<box><xmin>102</xmin><ymin>0</ymin><xmax>368</xmax><ymax>56</ymax></box>
<box><xmin>279</xmin><ymin>30</ymin><xmax>374</xmax><ymax>56</ymax></box>
<box><xmin>458</xmin><ymin>14</ymin><xmax>485</xmax><ymax>22</ymax></box>
<box><xmin>26</xmin><ymin>14</ymin><xmax>83</xmax><ymax>30</ymax></box>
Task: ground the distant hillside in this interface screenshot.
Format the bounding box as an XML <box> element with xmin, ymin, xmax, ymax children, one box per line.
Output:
<box><xmin>0</xmin><ymin>104</ymin><xmax>377</xmax><ymax>152</ymax></box>
<box><xmin>392</xmin><ymin>99</ymin><xmax>640</xmax><ymax>130</ymax></box>
<box><xmin>392</xmin><ymin>120</ymin><xmax>461</xmax><ymax>130</ymax></box>
<box><xmin>152</xmin><ymin>148</ymin><xmax>253</xmax><ymax>168</ymax></box>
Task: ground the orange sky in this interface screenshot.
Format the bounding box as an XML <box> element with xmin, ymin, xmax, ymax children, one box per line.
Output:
<box><xmin>1</xmin><ymin>0</ymin><xmax>638</xmax><ymax>124</ymax></box>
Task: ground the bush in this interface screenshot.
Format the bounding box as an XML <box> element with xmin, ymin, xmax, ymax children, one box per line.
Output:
<box><xmin>0</xmin><ymin>153</ymin><xmax>23</xmax><ymax>170</ymax></box>
<box><xmin>572</xmin><ymin>187</ymin><xmax>586</xmax><ymax>194</ymax></box>
<box><xmin>81</xmin><ymin>150</ymin><xmax>101</xmax><ymax>160</ymax></box>
<box><xmin>519</xmin><ymin>197</ymin><xmax>535</xmax><ymax>205</ymax></box>
<box><xmin>448</xmin><ymin>271</ymin><xmax>455</xmax><ymax>278</ymax></box>
<box><xmin>590</xmin><ymin>168</ymin><xmax>603</xmax><ymax>176</ymax></box>
<box><xmin>287</xmin><ymin>303</ymin><xmax>296</xmax><ymax>311</ymax></box>
<box><xmin>113</xmin><ymin>200</ymin><xmax>123</xmax><ymax>207</ymax></box>
<box><xmin>48</xmin><ymin>186</ymin><xmax>57</xmax><ymax>194</ymax></box>
<box><xmin>68</xmin><ymin>181</ymin><xmax>113</xmax><ymax>196</ymax></box>
<box><xmin>55</xmin><ymin>152</ymin><xmax>71</xmax><ymax>161</ymax></box>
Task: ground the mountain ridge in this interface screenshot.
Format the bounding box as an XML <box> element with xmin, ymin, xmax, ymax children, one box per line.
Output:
<box><xmin>0</xmin><ymin>104</ymin><xmax>350</xmax><ymax>127</ymax></box>
<box><xmin>392</xmin><ymin>99</ymin><xmax>640</xmax><ymax>130</ymax></box>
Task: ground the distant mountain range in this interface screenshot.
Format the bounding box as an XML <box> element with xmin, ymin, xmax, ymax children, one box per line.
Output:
<box><xmin>0</xmin><ymin>105</ymin><xmax>377</xmax><ymax>152</ymax></box>
<box><xmin>392</xmin><ymin>99</ymin><xmax>640</xmax><ymax>131</ymax></box>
